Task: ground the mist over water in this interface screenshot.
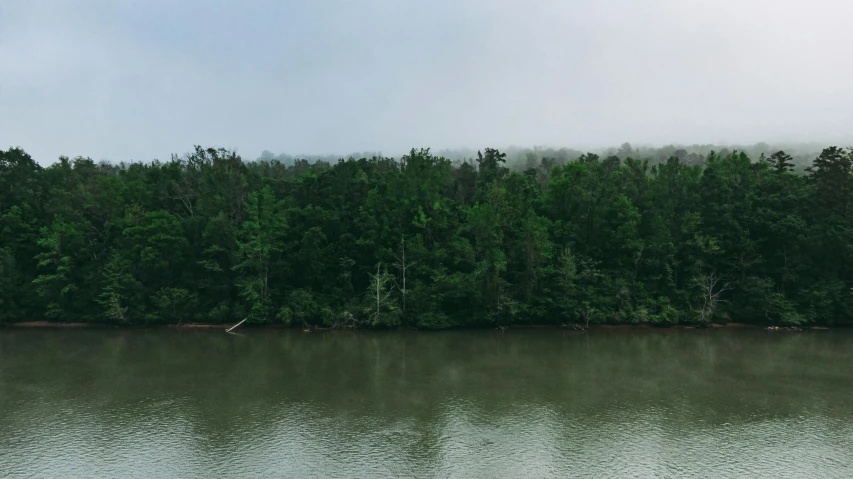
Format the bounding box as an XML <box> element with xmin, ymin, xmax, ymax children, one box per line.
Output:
<box><xmin>2</xmin><ymin>329</ymin><xmax>852</xmax><ymax>478</ymax></box>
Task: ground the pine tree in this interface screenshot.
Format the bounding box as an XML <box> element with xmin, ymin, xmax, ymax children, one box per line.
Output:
<box><xmin>767</xmin><ymin>150</ymin><xmax>795</xmax><ymax>173</ymax></box>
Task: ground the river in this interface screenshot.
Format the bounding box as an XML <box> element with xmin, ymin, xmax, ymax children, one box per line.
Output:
<box><xmin>1</xmin><ymin>328</ymin><xmax>851</xmax><ymax>478</ymax></box>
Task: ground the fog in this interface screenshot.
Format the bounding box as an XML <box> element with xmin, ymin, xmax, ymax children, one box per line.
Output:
<box><xmin>2</xmin><ymin>0</ymin><xmax>852</xmax><ymax>165</ymax></box>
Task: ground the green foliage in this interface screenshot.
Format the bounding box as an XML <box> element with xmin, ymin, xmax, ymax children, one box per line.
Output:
<box><xmin>97</xmin><ymin>250</ymin><xmax>139</xmax><ymax>324</ymax></box>
<box><xmin>3</xmin><ymin>144</ymin><xmax>853</xmax><ymax>327</ymax></box>
<box><xmin>32</xmin><ymin>215</ymin><xmax>80</xmax><ymax>321</ymax></box>
<box><xmin>233</xmin><ymin>187</ymin><xmax>283</xmax><ymax>323</ymax></box>
<box><xmin>149</xmin><ymin>287</ymin><xmax>199</xmax><ymax>324</ymax></box>
<box><xmin>0</xmin><ymin>247</ymin><xmax>20</xmax><ymax>322</ymax></box>
<box><xmin>278</xmin><ymin>289</ymin><xmax>331</xmax><ymax>327</ymax></box>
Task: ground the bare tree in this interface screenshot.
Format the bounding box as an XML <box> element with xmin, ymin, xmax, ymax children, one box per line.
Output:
<box><xmin>392</xmin><ymin>236</ymin><xmax>415</xmax><ymax>311</ymax></box>
<box><xmin>579</xmin><ymin>301</ymin><xmax>596</xmax><ymax>328</ymax></box>
<box><xmin>694</xmin><ymin>272</ymin><xmax>730</xmax><ymax>324</ymax></box>
<box><xmin>370</xmin><ymin>262</ymin><xmax>396</xmax><ymax>325</ymax></box>
<box><xmin>335</xmin><ymin>310</ymin><xmax>359</xmax><ymax>330</ymax></box>
<box><xmin>164</xmin><ymin>153</ymin><xmax>201</xmax><ymax>219</ymax></box>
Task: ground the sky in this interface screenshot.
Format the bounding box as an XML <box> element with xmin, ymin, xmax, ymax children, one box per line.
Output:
<box><xmin>2</xmin><ymin>0</ymin><xmax>852</xmax><ymax>164</ymax></box>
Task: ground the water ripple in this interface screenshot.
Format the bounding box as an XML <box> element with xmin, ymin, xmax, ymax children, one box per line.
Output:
<box><xmin>1</xmin><ymin>329</ymin><xmax>852</xmax><ymax>478</ymax></box>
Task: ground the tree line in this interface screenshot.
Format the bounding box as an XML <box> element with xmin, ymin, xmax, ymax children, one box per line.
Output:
<box><xmin>2</xmin><ymin>144</ymin><xmax>852</xmax><ymax>328</ymax></box>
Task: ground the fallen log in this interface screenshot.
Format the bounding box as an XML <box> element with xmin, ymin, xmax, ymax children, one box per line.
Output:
<box><xmin>226</xmin><ymin>317</ymin><xmax>249</xmax><ymax>333</ymax></box>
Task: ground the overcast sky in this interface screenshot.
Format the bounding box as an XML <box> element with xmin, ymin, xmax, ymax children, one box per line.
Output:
<box><xmin>2</xmin><ymin>0</ymin><xmax>852</xmax><ymax>164</ymax></box>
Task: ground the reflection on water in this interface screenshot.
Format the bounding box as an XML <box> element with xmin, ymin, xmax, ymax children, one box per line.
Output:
<box><xmin>1</xmin><ymin>328</ymin><xmax>852</xmax><ymax>478</ymax></box>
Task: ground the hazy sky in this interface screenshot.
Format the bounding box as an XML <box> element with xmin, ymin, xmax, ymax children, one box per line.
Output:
<box><xmin>2</xmin><ymin>0</ymin><xmax>852</xmax><ymax>164</ymax></box>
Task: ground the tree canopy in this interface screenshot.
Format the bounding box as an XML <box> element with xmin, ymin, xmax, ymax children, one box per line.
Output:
<box><xmin>2</xmin><ymin>144</ymin><xmax>853</xmax><ymax>328</ymax></box>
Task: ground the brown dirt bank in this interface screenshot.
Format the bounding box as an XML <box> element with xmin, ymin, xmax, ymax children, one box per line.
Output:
<box><xmin>167</xmin><ymin>323</ymin><xmax>230</xmax><ymax>329</ymax></box>
<box><xmin>5</xmin><ymin>321</ymin><xmax>100</xmax><ymax>328</ymax></box>
<box><xmin>2</xmin><ymin>321</ymin><xmax>838</xmax><ymax>331</ymax></box>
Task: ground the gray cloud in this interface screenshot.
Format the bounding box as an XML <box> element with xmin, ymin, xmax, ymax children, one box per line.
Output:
<box><xmin>2</xmin><ymin>0</ymin><xmax>852</xmax><ymax>164</ymax></box>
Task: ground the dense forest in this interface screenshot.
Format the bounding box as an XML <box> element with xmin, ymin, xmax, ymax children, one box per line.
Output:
<box><xmin>2</xmin><ymin>144</ymin><xmax>853</xmax><ymax>328</ymax></box>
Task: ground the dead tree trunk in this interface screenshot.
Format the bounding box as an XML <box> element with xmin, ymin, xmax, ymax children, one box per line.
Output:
<box><xmin>694</xmin><ymin>272</ymin><xmax>729</xmax><ymax>324</ymax></box>
<box><xmin>370</xmin><ymin>262</ymin><xmax>395</xmax><ymax>325</ymax></box>
<box><xmin>226</xmin><ymin>316</ymin><xmax>249</xmax><ymax>333</ymax></box>
<box><xmin>393</xmin><ymin>236</ymin><xmax>414</xmax><ymax>312</ymax></box>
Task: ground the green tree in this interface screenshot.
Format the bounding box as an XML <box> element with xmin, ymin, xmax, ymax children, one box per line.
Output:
<box><xmin>233</xmin><ymin>187</ymin><xmax>283</xmax><ymax>322</ymax></box>
<box><xmin>767</xmin><ymin>150</ymin><xmax>795</xmax><ymax>173</ymax></box>
<box><xmin>150</xmin><ymin>287</ymin><xmax>199</xmax><ymax>325</ymax></box>
<box><xmin>97</xmin><ymin>250</ymin><xmax>139</xmax><ymax>324</ymax></box>
<box><xmin>32</xmin><ymin>215</ymin><xmax>80</xmax><ymax>320</ymax></box>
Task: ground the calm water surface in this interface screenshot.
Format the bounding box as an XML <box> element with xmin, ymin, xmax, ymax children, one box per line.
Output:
<box><xmin>1</xmin><ymin>328</ymin><xmax>852</xmax><ymax>478</ymax></box>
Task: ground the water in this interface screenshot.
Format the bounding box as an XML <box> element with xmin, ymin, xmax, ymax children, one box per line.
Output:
<box><xmin>1</xmin><ymin>328</ymin><xmax>851</xmax><ymax>478</ymax></box>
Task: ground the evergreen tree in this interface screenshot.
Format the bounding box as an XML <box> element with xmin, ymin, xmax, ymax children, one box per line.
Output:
<box><xmin>767</xmin><ymin>150</ymin><xmax>795</xmax><ymax>173</ymax></box>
